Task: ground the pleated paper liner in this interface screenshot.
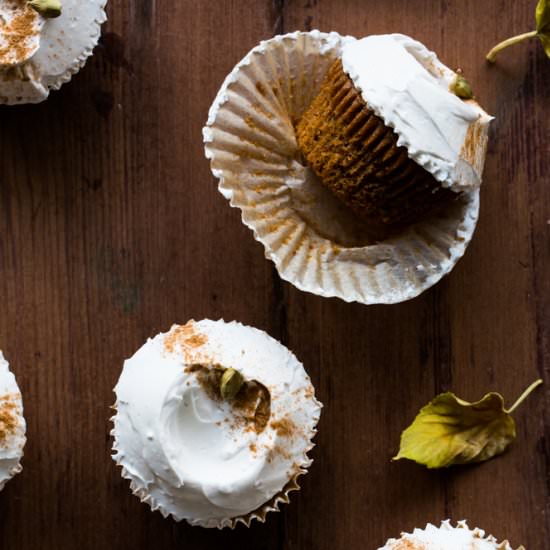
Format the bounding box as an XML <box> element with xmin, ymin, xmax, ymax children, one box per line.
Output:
<box><xmin>203</xmin><ymin>31</ymin><xmax>480</xmax><ymax>305</ymax></box>
<box><xmin>379</xmin><ymin>520</ymin><xmax>522</xmax><ymax>550</ymax></box>
<box><xmin>0</xmin><ymin>0</ymin><xmax>108</xmax><ymax>104</ymax></box>
<box><xmin>111</xmin><ymin>404</ymin><xmax>320</xmax><ymax>529</ymax></box>
<box><xmin>111</xmin><ymin>459</ymin><xmax>310</xmax><ymax>529</ymax></box>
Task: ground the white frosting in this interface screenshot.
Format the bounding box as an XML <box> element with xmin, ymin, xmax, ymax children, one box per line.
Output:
<box><xmin>0</xmin><ymin>0</ymin><xmax>107</xmax><ymax>104</ymax></box>
<box><xmin>341</xmin><ymin>34</ymin><xmax>493</xmax><ymax>192</ymax></box>
<box><xmin>112</xmin><ymin>319</ymin><xmax>321</xmax><ymax>528</ymax></box>
<box><xmin>0</xmin><ymin>1</ymin><xmax>44</xmax><ymax>67</ymax></box>
<box><xmin>0</xmin><ymin>351</ymin><xmax>26</xmax><ymax>492</ymax></box>
<box><xmin>379</xmin><ymin>520</ymin><xmax>518</xmax><ymax>550</ymax></box>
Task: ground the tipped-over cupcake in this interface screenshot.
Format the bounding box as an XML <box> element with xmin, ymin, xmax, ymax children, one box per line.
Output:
<box><xmin>0</xmin><ymin>351</ymin><xmax>26</xmax><ymax>491</ymax></box>
<box><xmin>296</xmin><ymin>34</ymin><xmax>492</xmax><ymax>226</ymax></box>
<box><xmin>205</xmin><ymin>31</ymin><xmax>486</xmax><ymax>304</ymax></box>
<box><xmin>379</xmin><ymin>520</ymin><xmax>523</xmax><ymax>550</ymax></box>
<box><xmin>111</xmin><ymin>319</ymin><xmax>321</xmax><ymax>528</ymax></box>
<box><xmin>0</xmin><ymin>0</ymin><xmax>107</xmax><ymax>104</ymax></box>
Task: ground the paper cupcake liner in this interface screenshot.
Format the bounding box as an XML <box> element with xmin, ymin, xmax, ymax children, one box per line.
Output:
<box><xmin>0</xmin><ymin>462</ymin><xmax>23</xmax><ymax>492</ymax></box>
<box><xmin>111</xmin><ymin>400</ymin><xmax>321</xmax><ymax>529</ymax></box>
<box><xmin>0</xmin><ymin>0</ymin><xmax>108</xmax><ymax>105</ymax></box>
<box><xmin>379</xmin><ymin>520</ymin><xmax>523</xmax><ymax>550</ymax></box>
<box><xmin>203</xmin><ymin>31</ymin><xmax>481</xmax><ymax>305</ymax></box>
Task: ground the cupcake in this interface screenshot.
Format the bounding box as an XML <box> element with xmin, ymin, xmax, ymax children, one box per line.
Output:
<box><xmin>204</xmin><ymin>31</ymin><xmax>490</xmax><ymax>305</ymax></box>
<box><xmin>296</xmin><ymin>35</ymin><xmax>492</xmax><ymax>227</ymax></box>
<box><xmin>0</xmin><ymin>351</ymin><xmax>26</xmax><ymax>491</ymax></box>
<box><xmin>0</xmin><ymin>0</ymin><xmax>107</xmax><ymax>104</ymax></box>
<box><xmin>379</xmin><ymin>520</ymin><xmax>523</xmax><ymax>550</ymax></box>
<box><xmin>111</xmin><ymin>319</ymin><xmax>321</xmax><ymax>528</ymax></box>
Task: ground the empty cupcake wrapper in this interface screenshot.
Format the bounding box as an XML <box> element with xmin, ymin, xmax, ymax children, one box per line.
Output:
<box><xmin>203</xmin><ymin>30</ymin><xmax>482</xmax><ymax>305</ymax></box>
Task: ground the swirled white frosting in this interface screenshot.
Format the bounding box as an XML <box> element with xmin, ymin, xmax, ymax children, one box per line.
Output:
<box><xmin>341</xmin><ymin>34</ymin><xmax>493</xmax><ymax>192</ymax></box>
<box><xmin>0</xmin><ymin>0</ymin><xmax>107</xmax><ymax>104</ymax></box>
<box><xmin>0</xmin><ymin>351</ymin><xmax>26</xmax><ymax>492</ymax></box>
<box><xmin>112</xmin><ymin>319</ymin><xmax>321</xmax><ymax>528</ymax></box>
<box><xmin>379</xmin><ymin>520</ymin><xmax>518</xmax><ymax>550</ymax></box>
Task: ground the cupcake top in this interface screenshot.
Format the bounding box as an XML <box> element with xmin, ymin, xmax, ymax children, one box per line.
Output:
<box><xmin>341</xmin><ymin>34</ymin><xmax>493</xmax><ymax>192</ymax></box>
<box><xmin>0</xmin><ymin>0</ymin><xmax>107</xmax><ymax>104</ymax></box>
<box><xmin>379</xmin><ymin>520</ymin><xmax>519</xmax><ymax>550</ymax></box>
<box><xmin>0</xmin><ymin>351</ymin><xmax>26</xmax><ymax>491</ymax></box>
<box><xmin>112</xmin><ymin>319</ymin><xmax>321</xmax><ymax>528</ymax></box>
<box><xmin>0</xmin><ymin>1</ymin><xmax>44</xmax><ymax>67</ymax></box>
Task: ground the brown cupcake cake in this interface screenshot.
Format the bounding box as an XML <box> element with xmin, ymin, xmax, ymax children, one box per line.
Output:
<box><xmin>296</xmin><ymin>60</ymin><xmax>455</xmax><ymax>226</ymax></box>
<box><xmin>296</xmin><ymin>34</ymin><xmax>492</xmax><ymax>227</ymax></box>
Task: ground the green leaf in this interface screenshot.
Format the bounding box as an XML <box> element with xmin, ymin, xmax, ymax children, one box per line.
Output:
<box><xmin>536</xmin><ymin>0</ymin><xmax>550</xmax><ymax>57</ymax></box>
<box><xmin>536</xmin><ymin>0</ymin><xmax>550</xmax><ymax>34</ymax></box>
<box><xmin>393</xmin><ymin>380</ymin><xmax>542</xmax><ymax>469</ymax></box>
<box><xmin>486</xmin><ymin>0</ymin><xmax>550</xmax><ymax>62</ymax></box>
<box><xmin>538</xmin><ymin>34</ymin><xmax>550</xmax><ymax>57</ymax></box>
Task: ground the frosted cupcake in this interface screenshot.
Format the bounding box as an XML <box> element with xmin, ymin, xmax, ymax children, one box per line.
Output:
<box><xmin>0</xmin><ymin>351</ymin><xmax>26</xmax><ymax>491</ymax></box>
<box><xmin>379</xmin><ymin>520</ymin><xmax>523</xmax><ymax>550</ymax></box>
<box><xmin>111</xmin><ymin>319</ymin><xmax>321</xmax><ymax>528</ymax></box>
<box><xmin>297</xmin><ymin>35</ymin><xmax>492</xmax><ymax>226</ymax></box>
<box><xmin>204</xmin><ymin>31</ymin><xmax>492</xmax><ymax>304</ymax></box>
<box><xmin>0</xmin><ymin>0</ymin><xmax>107</xmax><ymax>104</ymax></box>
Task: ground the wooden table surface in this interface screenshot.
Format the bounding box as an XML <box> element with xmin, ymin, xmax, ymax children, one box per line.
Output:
<box><xmin>0</xmin><ymin>1</ymin><xmax>549</xmax><ymax>548</ymax></box>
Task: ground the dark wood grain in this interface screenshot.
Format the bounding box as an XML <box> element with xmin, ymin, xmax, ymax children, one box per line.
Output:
<box><xmin>0</xmin><ymin>1</ymin><xmax>548</xmax><ymax>549</ymax></box>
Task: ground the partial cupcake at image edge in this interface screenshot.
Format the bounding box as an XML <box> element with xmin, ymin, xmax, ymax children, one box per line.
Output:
<box><xmin>379</xmin><ymin>520</ymin><xmax>524</xmax><ymax>550</ymax></box>
<box><xmin>111</xmin><ymin>319</ymin><xmax>322</xmax><ymax>528</ymax></box>
<box><xmin>0</xmin><ymin>0</ymin><xmax>108</xmax><ymax>104</ymax></box>
<box><xmin>0</xmin><ymin>351</ymin><xmax>26</xmax><ymax>492</ymax></box>
<box><xmin>203</xmin><ymin>31</ymin><xmax>493</xmax><ymax>305</ymax></box>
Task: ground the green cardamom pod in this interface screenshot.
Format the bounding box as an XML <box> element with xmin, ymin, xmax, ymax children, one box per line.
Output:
<box><xmin>220</xmin><ymin>368</ymin><xmax>244</xmax><ymax>401</ymax></box>
<box><xmin>450</xmin><ymin>74</ymin><xmax>474</xmax><ymax>100</ymax></box>
<box><xmin>28</xmin><ymin>0</ymin><xmax>62</xmax><ymax>18</ymax></box>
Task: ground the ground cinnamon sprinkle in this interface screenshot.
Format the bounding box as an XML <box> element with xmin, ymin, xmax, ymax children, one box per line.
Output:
<box><xmin>460</xmin><ymin>118</ymin><xmax>484</xmax><ymax>165</ymax></box>
<box><xmin>0</xmin><ymin>3</ymin><xmax>41</xmax><ymax>66</ymax></box>
<box><xmin>393</xmin><ymin>541</ymin><xmax>425</xmax><ymax>550</ymax></box>
<box><xmin>270</xmin><ymin>416</ymin><xmax>297</xmax><ymax>438</ymax></box>
<box><xmin>233</xmin><ymin>380</ymin><xmax>271</xmax><ymax>432</ymax></box>
<box><xmin>267</xmin><ymin>444</ymin><xmax>291</xmax><ymax>462</ymax></box>
<box><xmin>0</xmin><ymin>395</ymin><xmax>19</xmax><ymax>444</ymax></box>
<box><xmin>185</xmin><ymin>364</ymin><xmax>272</xmax><ymax>434</ymax></box>
<box><xmin>164</xmin><ymin>322</ymin><xmax>208</xmax><ymax>355</ymax></box>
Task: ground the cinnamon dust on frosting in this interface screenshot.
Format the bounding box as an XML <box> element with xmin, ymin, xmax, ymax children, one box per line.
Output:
<box><xmin>0</xmin><ymin>394</ymin><xmax>19</xmax><ymax>444</ymax></box>
<box><xmin>270</xmin><ymin>416</ymin><xmax>298</xmax><ymax>438</ymax></box>
<box><xmin>112</xmin><ymin>320</ymin><xmax>322</xmax><ymax>527</ymax></box>
<box><xmin>0</xmin><ymin>1</ymin><xmax>42</xmax><ymax>66</ymax></box>
<box><xmin>164</xmin><ymin>321</ymin><xmax>208</xmax><ymax>355</ymax></box>
<box><xmin>185</xmin><ymin>364</ymin><xmax>272</xmax><ymax>434</ymax></box>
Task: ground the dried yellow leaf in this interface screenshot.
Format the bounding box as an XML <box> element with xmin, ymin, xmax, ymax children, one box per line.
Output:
<box><xmin>393</xmin><ymin>380</ymin><xmax>542</xmax><ymax>469</ymax></box>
